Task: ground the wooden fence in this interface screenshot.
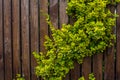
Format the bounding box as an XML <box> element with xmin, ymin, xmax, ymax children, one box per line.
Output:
<box><xmin>0</xmin><ymin>0</ymin><xmax>120</xmax><ymax>80</ymax></box>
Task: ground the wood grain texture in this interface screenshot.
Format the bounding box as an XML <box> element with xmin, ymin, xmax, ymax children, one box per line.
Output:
<box><xmin>70</xmin><ymin>61</ymin><xmax>80</xmax><ymax>80</ymax></box>
<box><xmin>82</xmin><ymin>57</ymin><xmax>91</xmax><ymax>80</ymax></box>
<box><xmin>1</xmin><ymin>1</ymin><xmax>120</xmax><ymax>80</ymax></box>
<box><xmin>30</xmin><ymin>0</ymin><xmax>39</xmax><ymax>79</ymax></box>
<box><xmin>59</xmin><ymin>0</ymin><xmax>68</xmax><ymax>27</ymax></box>
<box><xmin>21</xmin><ymin>0</ymin><xmax>30</xmax><ymax>79</ymax></box>
<box><xmin>40</xmin><ymin>0</ymin><xmax>48</xmax><ymax>52</ymax></box>
<box><xmin>104</xmin><ymin>6</ymin><xmax>115</xmax><ymax>80</ymax></box>
<box><xmin>116</xmin><ymin>3</ymin><xmax>120</xmax><ymax>80</ymax></box>
<box><xmin>104</xmin><ymin>47</ymin><xmax>114</xmax><ymax>80</ymax></box>
<box><xmin>0</xmin><ymin>0</ymin><xmax>4</xmax><ymax>80</ymax></box>
<box><xmin>39</xmin><ymin>0</ymin><xmax>49</xmax><ymax>79</ymax></box>
<box><xmin>93</xmin><ymin>54</ymin><xmax>103</xmax><ymax>80</ymax></box>
<box><xmin>12</xmin><ymin>0</ymin><xmax>21</xmax><ymax>79</ymax></box>
<box><xmin>4</xmin><ymin>0</ymin><xmax>12</xmax><ymax>80</ymax></box>
<box><xmin>49</xmin><ymin>0</ymin><xmax>59</xmax><ymax>28</ymax></box>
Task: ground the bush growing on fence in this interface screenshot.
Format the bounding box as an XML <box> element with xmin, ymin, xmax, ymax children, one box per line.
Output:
<box><xmin>78</xmin><ymin>73</ymin><xmax>95</xmax><ymax>80</ymax></box>
<box><xmin>33</xmin><ymin>0</ymin><xmax>120</xmax><ymax>80</ymax></box>
<box><xmin>14</xmin><ymin>74</ymin><xmax>25</xmax><ymax>80</ymax></box>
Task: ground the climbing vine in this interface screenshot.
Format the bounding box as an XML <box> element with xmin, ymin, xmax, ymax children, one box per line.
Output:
<box><xmin>33</xmin><ymin>0</ymin><xmax>120</xmax><ymax>80</ymax></box>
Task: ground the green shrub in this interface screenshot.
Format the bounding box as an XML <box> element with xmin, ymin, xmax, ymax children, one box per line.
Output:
<box><xmin>14</xmin><ymin>74</ymin><xmax>25</xmax><ymax>80</ymax></box>
<box><xmin>33</xmin><ymin>0</ymin><xmax>120</xmax><ymax>80</ymax></box>
<box><xmin>78</xmin><ymin>73</ymin><xmax>95</xmax><ymax>80</ymax></box>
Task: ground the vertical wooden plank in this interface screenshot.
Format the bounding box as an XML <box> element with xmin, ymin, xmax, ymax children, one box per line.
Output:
<box><xmin>0</xmin><ymin>0</ymin><xmax>4</xmax><ymax>80</ymax></box>
<box><xmin>49</xmin><ymin>0</ymin><xmax>59</xmax><ymax>28</ymax></box>
<box><xmin>82</xmin><ymin>57</ymin><xmax>91</xmax><ymax>80</ymax></box>
<box><xmin>104</xmin><ymin>47</ymin><xmax>114</xmax><ymax>80</ymax></box>
<box><xmin>59</xmin><ymin>0</ymin><xmax>69</xmax><ymax>79</ymax></box>
<box><xmin>104</xmin><ymin>6</ymin><xmax>115</xmax><ymax>80</ymax></box>
<box><xmin>93</xmin><ymin>54</ymin><xmax>103</xmax><ymax>80</ymax></box>
<box><xmin>30</xmin><ymin>0</ymin><xmax>39</xmax><ymax>80</ymax></box>
<box><xmin>21</xmin><ymin>0</ymin><xmax>30</xmax><ymax>79</ymax></box>
<box><xmin>39</xmin><ymin>0</ymin><xmax>48</xmax><ymax>79</ymax></box>
<box><xmin>4</xmin><ymin>0</ymin><xmax>12</xmax><ymax>80</ymax></box>
<box><xmin>68</xmin><ymin>5</ymin><xmax>81</xmax><ymax>80</ymax></box>
<box><xmin>12</xmin><ymin>0</ymin><xmax>21</xmax><ymax>79</ymax></box>
<box><xmin>59</xmin><ymin>0</ymin><xmax>68</xmax><ymax>27</ymax></box>
<box><xmin>40</xmin><ymin>0</ymin><xmax>48</xmax><ymax>52</ymax></box>
<box><xmin>70</xmin><ymin>61</ymin><xmax>80</xmax><ymax>80</ymax></box>
<box><xmin>116</xmin><ymin>3</ymin><xmax>120</xmax><ymax>80</ymax></box>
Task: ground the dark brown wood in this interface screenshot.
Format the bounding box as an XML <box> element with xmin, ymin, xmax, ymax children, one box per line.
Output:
<box><xmin>30</xmin><ymin>0</ymin><xmax>39</xmax><ymax>79</ymax></box>
<box><xmin>116</xmin><ymin>3</ymin><xmax>120</xmax><ymax>80</ymax></box>
<box><xmin>104</xmin><ymin>6</ymin><xmax>115</xmax><ymax>80</ymax></box>
<box><xmin>39</xmin><ymin>0</ymin><xmax>49</xmax><ymax>80</ymax></box>
<box><xmin>0</xmin><ymin>0</ymin><xmax>4</xmax><ymax>80</ymax></box>
<box><xmin>63</xmin><ymin>73</ymin><xmax>70</xmax><ymax>80</ymax></box>
<box><xmin>93</xmin><ymin>54</ymin><xmax>103</xmax><ymax>80</ymax></box>
<box><xmin>82</xmin><ymin>57</ymin><xmax>91</xmax><ymax>80</ymax></box>
<box><xmin>104</xmin><ymin>47</ymin><xmax>114</xmax><ymax>80</ymax></box>
<box><xmin>12</xmin><ymin>0</ymin><xmax>21</xmax><ymax>79</ymax></box>
<box><xmin>21</xmin><ymin>0</ymin><xmax>30</xmax><ymax>79</ymax></box>
<box><xmin>70</xmin><ymin>61</ymin><xmax>80</xmax><ymax>80</ymax></box>
<box><xmin>4</xmin><ymin>0</ymin><xmax>12</xmax><ymax>80</ymax></box>
<box><xmin>59</xmin><ymin>0</ymin><xmax>68</xmax><ymax>27</ymax></box>
<box><xmin>40</xmin><ymin>0</ymin><xmax>48</xmax><ymax>52</ymax></box>
<box><xmin>1</xmin><ymin>1</ymin><xmax>120</xmax><ymax>80</ymax></box>
<box><xmin>49</xmin><ymin>0</ymin><xmax>59</xmax><ymax>28</ymax></box>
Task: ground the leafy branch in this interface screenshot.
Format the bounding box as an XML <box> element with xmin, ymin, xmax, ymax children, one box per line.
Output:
<box><xmin>33</xmin><ymin>0</ymin><xmax>120</xmax><ymax>80</ymax></box>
